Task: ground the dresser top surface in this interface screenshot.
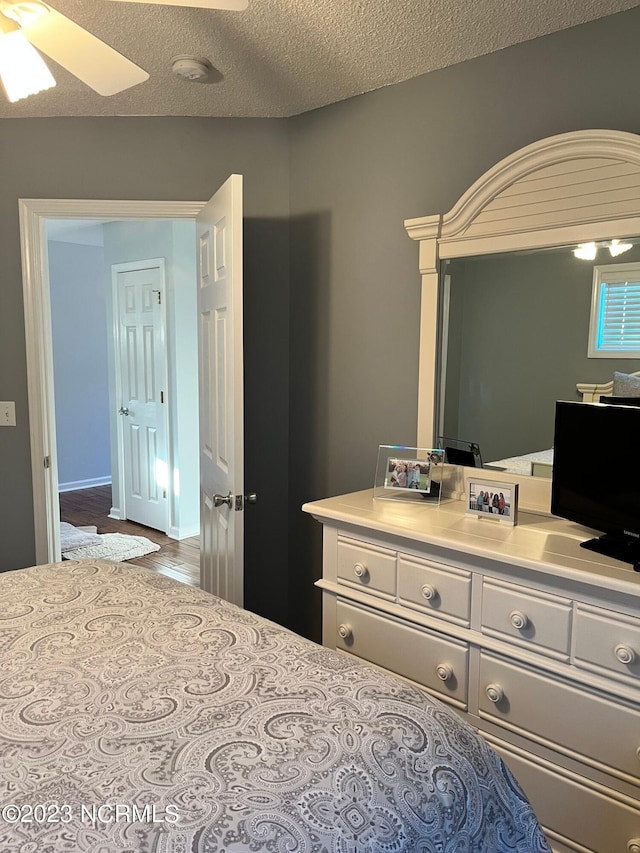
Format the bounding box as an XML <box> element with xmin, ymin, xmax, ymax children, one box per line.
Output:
<box><xmin>303</xmin><ymin>490</ymin><xmax>640</xmax><ymax>598</ymax></box>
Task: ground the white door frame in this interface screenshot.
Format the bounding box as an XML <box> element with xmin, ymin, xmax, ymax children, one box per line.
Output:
<box><xmin>20</xmin><ymin>198</ymin><xmax>205</xmax><ymax>565</ymax></box>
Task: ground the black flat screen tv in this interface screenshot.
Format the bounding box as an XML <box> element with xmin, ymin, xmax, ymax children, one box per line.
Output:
<box><xmin>551</xmin><ymin>401</ymin><xmax>640</xmax><ymax>570</ymax></box>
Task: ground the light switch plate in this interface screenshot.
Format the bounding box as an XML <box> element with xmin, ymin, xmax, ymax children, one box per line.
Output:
<box><xmin>0</xmin><ymin>402</ymin><xmax>16</xmax><ymax>426</ymax></box>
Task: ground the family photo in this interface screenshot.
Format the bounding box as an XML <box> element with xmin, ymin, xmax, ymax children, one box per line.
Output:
<box><xmin>385</xmin><ymin>452</ymin><xmax>443</xmax><ymax>493</ymax></box>
<box><xmin>467</xmin><ymin>479</ymin><xmax>518</xmax><ymax>525</ymax></box>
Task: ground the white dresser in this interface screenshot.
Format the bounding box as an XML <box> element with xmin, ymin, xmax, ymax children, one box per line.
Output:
<box><xmin>303</xmin><ymin>490</ymin><xmax>640</xmax><ymax>853</ymax></box>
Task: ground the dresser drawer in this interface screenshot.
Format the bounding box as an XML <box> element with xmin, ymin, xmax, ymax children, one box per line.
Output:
<box><xmin>492</xmin><ymin>739</ymin><xmax>640</xmax><ymax>853</ymax></box>
<box><xmin>482</xmin><ymin>578</ymin><xmax>571</xmax><ymax>658</ymax></box>
<box><xmin>398</xmin><ymin>555</ymin><xmax>471</xmax><ymax>626</ymax></box>
<box><xmin>336</xmin><ymin>536</ymin><xmax>396</xmax><ymax>598</ymax></box>
<box><xmin>479</xmin><ymin>651</ymin><xmax>640</xmax><ymax>785</ymax></box>
<box><xmin>336</xmin><ymin>600</ymin><xmax>468</xmax><ymax>706</ymax></box>
<box><xmin>574</xmin><ymin>603</ymin><xmax>640</xmax><ymax>682</ymax></box>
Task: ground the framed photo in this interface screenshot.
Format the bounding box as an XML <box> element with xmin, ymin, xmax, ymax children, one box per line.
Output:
<box><xmin>384</xmin><ymin>455</ymin><xmax>438</xmax><ymax>494</ymax></box>
<box><xmin>374</xmin><ymin>446</ymin><xmax>444</xmax><ymax>504</ymax></box>
<box><xmin>466</xmin><ymin>478</ymin><xmax>518</xmax><ymax>525</ymax></box>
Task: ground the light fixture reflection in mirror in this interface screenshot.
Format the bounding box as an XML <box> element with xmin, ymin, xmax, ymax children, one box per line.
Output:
<box><xmin>573</xmin><ymin>239</ymin><xmax>633</xmax><ymax>260</ymax></box>
<box><xmin>573</xmin><ymin>242</ymin><xmax>597</xmax><ymax>260</ymax></box>
<box><xmin>608</xmin><ymin>238</ymin><xmax>633</xmax><ymax>257</ymax></box>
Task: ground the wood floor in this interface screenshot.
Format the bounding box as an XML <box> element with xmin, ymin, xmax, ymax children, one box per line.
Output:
<box><xmin>59</xmin><ymin>485</ymin><xmax>200</xmax><ymax>587</ymax></box>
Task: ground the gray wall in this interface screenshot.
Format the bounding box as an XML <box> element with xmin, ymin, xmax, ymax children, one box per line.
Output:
<box><xmin>0</xmin><ymin>117</ymin><xmax>291</xmax><ymax>629</ymax></box>
<box><xmin>287</xmin><ymin>6</ymin><xmax>640</xmax><ymax>638</ymax></box>
<box><xmin>49</xmin><ymin>241</ymin><xmax>110</xmax><ymax>489</ymax></box>
<box><xmin>443</xmin><ymin>247</ymin><xmax>640</xmax><ymax>463</ymax></box>
<box><xmin>4</xmin><ymin>8</ymin><xmax>640</xmax><ymax>639</ymax></box>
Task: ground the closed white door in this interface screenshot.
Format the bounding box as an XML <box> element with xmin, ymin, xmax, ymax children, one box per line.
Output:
<box><xmin>115</xmin><ymin>260</ymin><xmax>169</xmax><ymax>532</ymax></box>
<box><xmin>197</xmin><ymin>175</ymin><xmax>244</xmax><ymax>602</ymax></box>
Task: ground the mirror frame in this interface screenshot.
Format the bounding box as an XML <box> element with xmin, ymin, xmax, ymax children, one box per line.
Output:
<box><xmin>405</xmin><ymin>129</ymin><xmax>640</xmax><ymax>452</ymax></box>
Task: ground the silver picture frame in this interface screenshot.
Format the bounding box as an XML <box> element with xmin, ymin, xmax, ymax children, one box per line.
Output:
<box><xmin>466</xmin><ymin>477</ymin><xmax>518</xmax><ymax>525</ymax></box>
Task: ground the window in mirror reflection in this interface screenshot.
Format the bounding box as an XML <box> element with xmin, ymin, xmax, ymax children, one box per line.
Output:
<box><xmin>438</xmin><ymin>241</ymin><xmax>640</xmax><ymax>476</ymax></box>
<box><xmin>588</xmin><ymin>262</ymin><xmax>640</xmax><ymax>358</ymax></box>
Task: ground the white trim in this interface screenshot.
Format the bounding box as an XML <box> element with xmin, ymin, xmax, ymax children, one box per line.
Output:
<box><xmin>168</xmin><ymin>524</ymin><xmax>200</xmax><ymax>540</ymax></box>
<box><xmin>111</xmin><ymin>263</ymin><xmax>127</xmax><ymax>529</ymax></box>
<box><xmin>438</xmin><ymin>129</ymin><xmax>640</xmax><ymax>251</ymax></box>
<box><xmin>20</xmin><ymin>199</ymin><xmax>205</xmax><ymax>564</ymax></box>
<box><xmin>58</xmin><ymin>477</ymin><xmax>112</xmax><ymax>493</ymax></box>
<box><xmin>437</xmin><ymin>272</ymin><xmax>451</xmax><ymax>441</ymax></box>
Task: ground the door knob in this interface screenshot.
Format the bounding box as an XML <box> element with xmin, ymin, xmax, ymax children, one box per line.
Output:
<box><xmin>118</xmin><ymin>406</ymin><xmax>130</xmax><ymax>416</ymax></box>
<box><xmin>214</xmin><ymin>492</ymin><xmax>232</xmax><ymax>508</ymax></box>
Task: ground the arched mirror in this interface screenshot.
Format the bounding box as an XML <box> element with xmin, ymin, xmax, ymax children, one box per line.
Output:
<box><xmin>405</xmin><ymin>130</ymin><xmax>640</xmax><ymax>510</ymax></box>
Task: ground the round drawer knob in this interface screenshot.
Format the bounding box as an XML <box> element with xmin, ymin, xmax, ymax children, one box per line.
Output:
<box><xmin>436</xmin><ymin>663</ymin><xmax>453</xmax><ymax>682</ymax></box>
<box><xmin>485</xmin><ymin>683</ymin><xmax>504</xmax><ymax>704</ymax></box>
<box><xmin>421</xmin><ymin>583</ymin><xmax>437</xmax><ymax>601</ymax></box>
<box><xmin>509</xmin><ymin>610</ymin><xmax>529</xmax><ymax>630</ymax></box>
<box><xmin>627</xmin><ymin>841</ymin><xmax>640</xmax><ymax>853</ymax></box>
<box><xmin>615</xmin><ymin>644</ymin><xmax>636</xmax><ymax>665</ymax></box>
<box><xmin>338</xmin><ymin>624</ymin><xmax>352</xmax><ymax>642</ymax></box>
<box><xmin>353</xmin><ymin>562</ymin><xmax>369</xmax><ymax>581</ymax></box>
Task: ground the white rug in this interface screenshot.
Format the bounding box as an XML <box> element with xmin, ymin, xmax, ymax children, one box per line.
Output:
<box><xmin>62</xmin><ymin>530</ymin><xmax>161</xmax><ymax>562</ymax></box>
<box><xmin>60</xmin><ymin>521</ymin><xmax>103</xmax><ymax>551</ymax></box>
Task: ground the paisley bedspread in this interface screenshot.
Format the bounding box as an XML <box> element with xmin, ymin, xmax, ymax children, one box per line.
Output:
<box><xmin>0</xmin><ymin>561</ymin><xmax>551</xmax><ymax>852</ymax></box>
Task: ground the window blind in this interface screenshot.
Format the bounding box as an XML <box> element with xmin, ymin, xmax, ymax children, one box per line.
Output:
<box><xmin>598</xmin><ymin>279</ymin><xmax>640</xmax><ymax>353</ymax></box>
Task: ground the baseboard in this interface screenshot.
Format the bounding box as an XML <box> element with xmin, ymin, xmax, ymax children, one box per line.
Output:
<box><xmin>59</xmin><ymin>476</ymin><xmax>112</xmax><ymax>493</ymax></box>
<box><xmin>168</xmin><ymin>525</ymin><xmax>200</xmax><ymax>540</ymax></box>
<box><xmin>108</xmin><ymin>507</ymin><xmax>122</xmax><ymax>520</ymax></box>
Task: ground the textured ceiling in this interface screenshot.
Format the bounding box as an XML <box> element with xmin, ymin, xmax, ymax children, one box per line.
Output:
<box><xmin>1</xmin><ymin>0</ymin><xmax>639</xmax><ymax>119</ymax></box>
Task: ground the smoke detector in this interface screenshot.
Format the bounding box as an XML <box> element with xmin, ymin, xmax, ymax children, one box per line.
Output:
<box><xmin>171</xmin><ymin>56</ymin><xmax>211</xmax><ymax>82</ymax></box>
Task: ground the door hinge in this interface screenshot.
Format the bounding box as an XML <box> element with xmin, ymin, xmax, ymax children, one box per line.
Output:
<box><xmin>153</xmin><ymin>289</ymin><xmax>162</xmax><ymax>305</ymax></box>
<box><xmin>163</xmin><ymin>489</ymin><xmax>167</xmax><ymax>499</ymax></box>
<box><xmin>160</xmin><ymin>391</ymin><xmax>164</xmax><ymax>404</ymax></box>
<box><xmin>44</xmin><ymin>455</ymin><xmax>50</xmax><ymax>469</ymax></box>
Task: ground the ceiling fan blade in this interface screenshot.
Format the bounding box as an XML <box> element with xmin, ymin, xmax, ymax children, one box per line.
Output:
<box><xmin>106</xmin><ymin>0</ymin><xmax>249</xmax><ymax>10</ymax></box>
<box><xmin>21</xmin><ymin>5</ymin><xmax>149</xmax><ymax>95</ymax></box>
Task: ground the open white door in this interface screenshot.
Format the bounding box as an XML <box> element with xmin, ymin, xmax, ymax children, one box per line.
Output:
<box><xmin>197</xmin><ymin>175</ymin><xmax>244</xmax><ymax>603</ymax></box>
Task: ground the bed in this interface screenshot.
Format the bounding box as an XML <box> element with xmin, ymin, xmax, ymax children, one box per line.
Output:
<box><xmin>486</xmin><ymin>448</ymin><xmax>554</xmax><ymax>477</ymax></box>
<box><xmin>0</xmin><ymin>560</ymin><xmax>551</xmax><ymax>852</ymax></box>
